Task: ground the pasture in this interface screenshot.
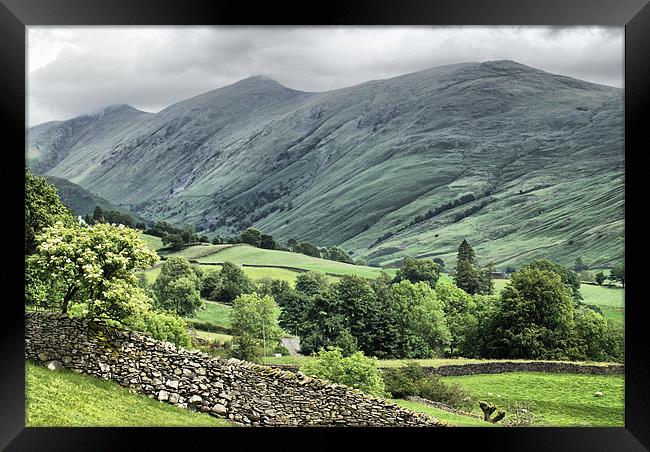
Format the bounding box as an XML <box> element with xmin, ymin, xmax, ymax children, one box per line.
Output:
<box><xmin>25</xmin><ymin>362</ymin><xmax>232</xmax><ymax>427</ymax></box>
<box><xmin>190</xmin><ymin>301</ymin><xmax>232</xmax><ymax>328</ymax></box>
<box><xmin>194</xmin><ymin>244</ymin><xmax>395</xmax><ymax>278</ymax></box>
<box><xmin>441</xmin><ymin>372</ymin><xmax>624</xmax><ymax>426</ymax></box>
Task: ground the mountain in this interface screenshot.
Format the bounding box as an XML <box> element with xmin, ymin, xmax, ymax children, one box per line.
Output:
<box><xmin>27</xmin><ymin>61</ymin><xmax>624</xmax><ymax>268</ymax></box>
<box><xmin>43</xmin><ymin>175</ymin><xmax>144</xmax><ymax>222</ymax></box>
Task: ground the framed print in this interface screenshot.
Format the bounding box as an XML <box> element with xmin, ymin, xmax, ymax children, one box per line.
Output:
<box><xmin>1</xmin><ymin>0</ymin><xmax>648</xmax><ymax>450</ymax></box>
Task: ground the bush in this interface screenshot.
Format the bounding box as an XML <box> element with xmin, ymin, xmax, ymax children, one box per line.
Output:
<box><xmin>302</xmin><ymin>347</ymin><xmax>386</xmax><ymax>397</ymax></box>
<box><xmin>382</xmin><ymin>363</ymin><xmax>473</xmax><ymax>410</ymax></box>
<box><xmin>125</xmin><ymin>309</ymin><xmax>191</xmax><ymax>347</ymax></box>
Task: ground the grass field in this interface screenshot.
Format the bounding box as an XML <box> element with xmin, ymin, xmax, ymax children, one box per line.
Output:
<box><xmin>189</xmin><ymin>329</ymin><xmax>233</xmax><ymax>344</ymax></box>
<box><xmin>441</xmin><ymin>372</ymin><xmax>624</xmax><ymax>426</ymax></box>
<box><xmin>160</xmin><ymin>244</ymin><xmax>232</xmax><ymax>260</ymax></box>
<box><xmin>140</xmin><ymin>263</ymin><xmax>304</xmax><ymax>286</ymax></box>
<box><xmin>25</xmin><ymin>362</ymin><xmax>232</xmax><ymax>427</ymax></box>
<box><xmin>195</xmin><ymin>244</ymin><xmax>395</xmax><ymax>278</ymax></box>
<box><xmin>190</xmin><ymin>301</ymin><xmax>232</xmax><ymax>328</ymax></box>
<box><xmin>391</xmin><ymin>399</ymin><xmax>493</xmax><ymax>427</ymax></box>
<box><xmin>140</xmin><ymin>233</ymin><xmax>164</xmax><ymax>251</ymax></box>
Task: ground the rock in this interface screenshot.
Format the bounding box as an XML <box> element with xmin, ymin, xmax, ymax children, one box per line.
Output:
<box><xmin>594</xmin><ymin>391</ymin><xmax>604</xmax><ymax>397</ymax></box>
<box><xmin>158</xmin><ymin>390</ymin><xmax>169</xmax><ymax>401</ymax></box>
<box><xmin>189</xmin><ymin>395</ymin><xmax>202</xmax><ymax>404</ymax></box>
<box><xmin>166</xmin><ymin>379</ymin><xmax>179</xmax><ymax>389</ymax></box>
<box><xmin>169</xmin><ymin>393</ymin><xmax>180</xmax><ymax>404</ymax></box>
<box><xmin>45</xmin><ymin>360</ymin><xmax>64</xmax><ymax>371</ymax></box>
<box><xmin>212</xmin><ymin>403</ymin><xmax>227</xmax><ymax>415</ymax></box>
<box><xmin>37</xmin><ymin>352</ymin><xmax>49</xmax><ymax>361</ymax></box>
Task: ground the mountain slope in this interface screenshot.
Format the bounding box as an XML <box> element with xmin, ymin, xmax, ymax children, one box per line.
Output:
<box><xmin>44</xmin><ymin>175</ymin><xmax>143</xmax><ymax>221</ymax></box>
<box><xmin>27</xmin><ymin>61</ymin><xmax>624</xmax><ymax>268</ymax></box>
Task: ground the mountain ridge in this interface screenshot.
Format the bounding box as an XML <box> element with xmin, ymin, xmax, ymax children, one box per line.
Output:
<box><xmin>27</xmin><ymin>60</ymin><xmax>624</xmax><ymax>268</ymax></box>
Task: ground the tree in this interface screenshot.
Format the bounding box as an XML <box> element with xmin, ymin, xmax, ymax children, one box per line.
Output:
<box><xmin>25</xmin><ymin>169</ymin><xmax>75</xmax><ymax>255</ymax></box>
<box><xmin>488</xmin><ymin>267</ymin><xmax>577</xmax><ymax>360</ymax></box>
<box><xmin>302</xmin><ymin>347</ymin><xmax>386</xmax><ymax>397</ymax></box>
<box><xmin>522</xmin><ymin>259</ymin><xmax>582</xmax><ymax>302</ymax></box>
<box><xmin>295</xmin><ymin>271</ymin><xmax>329</xmax><ymax>296</ymax></box>
<box><xmin>276</xmin><ymin>289</ymin><xmax>311</xmax><ymax>337</ymax></box>
<box><xmin>393</xmin><ymin>256</ymin><xmax>441</xmax><ymax>288</ymax></box>
<box><xmin>435</xmin><ymin>281</ymin><xmax>476</xmax><ymax>356</ymax></box>
<box><xmin>231</xmin><ymin>293</ymin><xmax>282</xmax><ymax>361</ymax></box>
<box><xmin>574</xmin><ymin>257</ymin><xmax>587</xmax><ymax>272</ymax></box>
<box><xmin>240</xmin><ymin>228</ymin><xmax>262</xmax><ymax>247</ymax></box>
<box><xmin>260</xmin><ymin>234</ymin><xmax>276</xmax><ymax>250</ymax></box>
<box><xmin>92</xmin><ymin>206</ymin><xmax>105</xmax><ymax>223</ymax></box>
<box><xmin>609</xmin><ymin>265</ymin><xmax>625</xmax><ymax>288</ymax></box>
<box><xmin>574</xmin><ymin>307</ymin><xmax>621</xmax><ymax>361</ymax></box>
<box><xmin>162</xmin><ymin>233</ymin><xmax>184</xmax><ymax>250</ymax></box>
<box><xmin>200</xmin><ymin>269</ymin><xmax>222</xmax><ymax>298</ymax></box>
<box><xmin>454</xmin><ymin>240</ymin><xmax>483</xmax><ymax>295</ymax></box>
<box><xmin>294</xmin><ymin>241</ymin><xmax>321</xmax><ymax>258</ymax></box>
<box><xmin>210</xmin><ymin>261</ymin><xmax>254</xmax><ymax>304</ymax></box>
<box><xmin>595</xmin><ymin>271</ymin><xmax>606</xmax><ymax>286</ymax></box>
<box><xmin>153</xmin><ymin>257</ymin><xmax>202</xmax><ymax>316</ymax></box>
<box><xmin>28</xmin><ymin>222</ymin><xmax>158</xmax><ymax>319</ymax></box>
<box><xmin>322</xmin><ymin>246</ymin><xmax>354</xmax><ymax>264</ymax></box>
<box><xmin>388</xmin><ymin>280</ymin><xmax>450</xmax><ymax>358</ymax></box>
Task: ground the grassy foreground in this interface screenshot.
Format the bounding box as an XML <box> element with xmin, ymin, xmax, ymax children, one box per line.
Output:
<box><xmin>442</xmin><ymin>372</ymin><xmax>624</xmax><ymax>427</ymax></box>
<box><xmin>26</xmin><ymin>362</ymin><xmax>233</xmax><ymax>427</ymax></box>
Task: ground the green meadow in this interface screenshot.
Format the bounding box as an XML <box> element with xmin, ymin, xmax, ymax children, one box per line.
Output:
<box><xmin>25</xmin><ymin>362</ymin><xmax>232</xmax><ymax>427</ymax></box>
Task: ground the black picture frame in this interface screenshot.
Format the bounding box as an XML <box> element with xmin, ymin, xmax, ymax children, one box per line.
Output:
<box><xmin>1</xmin><ymin>0</ymin><xmax>647</xmax><ymax>450</ymax></box>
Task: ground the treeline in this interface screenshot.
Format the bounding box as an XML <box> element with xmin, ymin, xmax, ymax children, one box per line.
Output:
<box><xmin>83</xmin><ymin>206</ymin><xmax>143</xmax><ymax>230</ymax></box>
<box><xmin>229</xmin><ymin>228</ymin><xmax>365</xmax><ymax>266</ymax></box>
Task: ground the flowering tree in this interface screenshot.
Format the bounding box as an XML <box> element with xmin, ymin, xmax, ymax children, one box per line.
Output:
<box><xmin>28</xmin><ymin>221</ymin><xmax>159</xmax><ymax>320</ymax></box>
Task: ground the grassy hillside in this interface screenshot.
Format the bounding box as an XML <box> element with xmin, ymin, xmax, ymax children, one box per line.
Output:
<box><xmin>141</xmin><ymin>233</ymin><xmax>164</xmax><ymax>251</ymax></box>
<box><xmin>194</xmin><ymin>244</ymin><xmax>394</xmax><ymax>278</ymax></box>
<box><xmin>45</xmin><ymin>175</ymin><xmax>143</xmax><ymax>220</ymax></box>
<box><xmin>26</xmin><ymin>361</ymin><xmax>232</xmax><ymax>427</ymax></box>
<box><xmin>442</xmin><ymin>372</ymin><xmax>624</xmax><ymax>426</ymax></box>
<box><xmin>141</xmin><ymin>263</ymin><xmax>304</xmax><ymax>286</ymax></box>
<box><xmin>29</xmin><ymin>61</ymin><xmax>623</xmax><ymax>269</ymax></box>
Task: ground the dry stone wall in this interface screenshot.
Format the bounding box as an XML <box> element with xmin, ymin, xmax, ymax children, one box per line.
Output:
<box><xmin>428</xmin><ymin>361</ymin><xmax>624</xmax><ymax>376</ymax></box>
<box><xmin>25</xmin><ymin>312</ymin><xmax>443</xmax><ymax>427</ymax></box>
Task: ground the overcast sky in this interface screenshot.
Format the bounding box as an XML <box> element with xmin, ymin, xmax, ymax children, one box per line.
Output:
<box><xmin>27</xmin><ymin>26</ymin><xmax>623</xmax><ymax>127</ymax></box>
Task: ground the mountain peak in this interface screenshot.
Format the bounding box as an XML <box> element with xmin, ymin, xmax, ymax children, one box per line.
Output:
<box><xmin>233</xmin><ymin>75</ymin><xmax>285</xmax><ymax>88</ymax></box>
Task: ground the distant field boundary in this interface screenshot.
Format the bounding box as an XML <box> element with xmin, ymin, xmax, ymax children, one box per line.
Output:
<box><xmin>426</xmin><ymin>361</ymin><xmax>624</xmax><ymax>377</ymax></box>
<box><xmin>266</xmin><ymin>361</ymin><xmax>624</xmax><ymax>377</ymax></box>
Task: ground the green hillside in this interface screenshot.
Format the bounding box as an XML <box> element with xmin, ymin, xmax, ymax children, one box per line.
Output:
<box><xmin>29</xmin><ymin>61</ymin><xmax>623</xmax><ymax>269</ymax></box>
<box><xmin>193</xmin><ymin>244</ymin><xmax>394</xmax><ymax>278</ymax></box>
<box><xmin>45</xmin><ymin>175</ymin><xmax>142</xmax><ymax>220</ymax></box>
<box><xmin>26</xmin><ymin>361</ymin><xmax>232</xmax><ymax>427</ymax></box>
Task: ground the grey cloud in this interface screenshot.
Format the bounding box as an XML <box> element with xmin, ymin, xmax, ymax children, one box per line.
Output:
<box><xmin>27</xmin><ymin>26</ymin><xmax>623</xmax><ymax>126</ymax></box>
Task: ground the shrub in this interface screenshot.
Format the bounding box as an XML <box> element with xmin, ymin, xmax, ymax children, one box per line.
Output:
<box><xmin>382</xmin><ymin>363</ymin><xmax>474</xmax><ymax>410</ymax></box>
<box><xmin>302</xmin><ymin>347</ymin><xmax>386</xmax><ymax>397</ymax></box>
<box><xmin>125</xmin><ymin>309</ymin><xmax>191</xmax><ymax>347</ymax></box>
